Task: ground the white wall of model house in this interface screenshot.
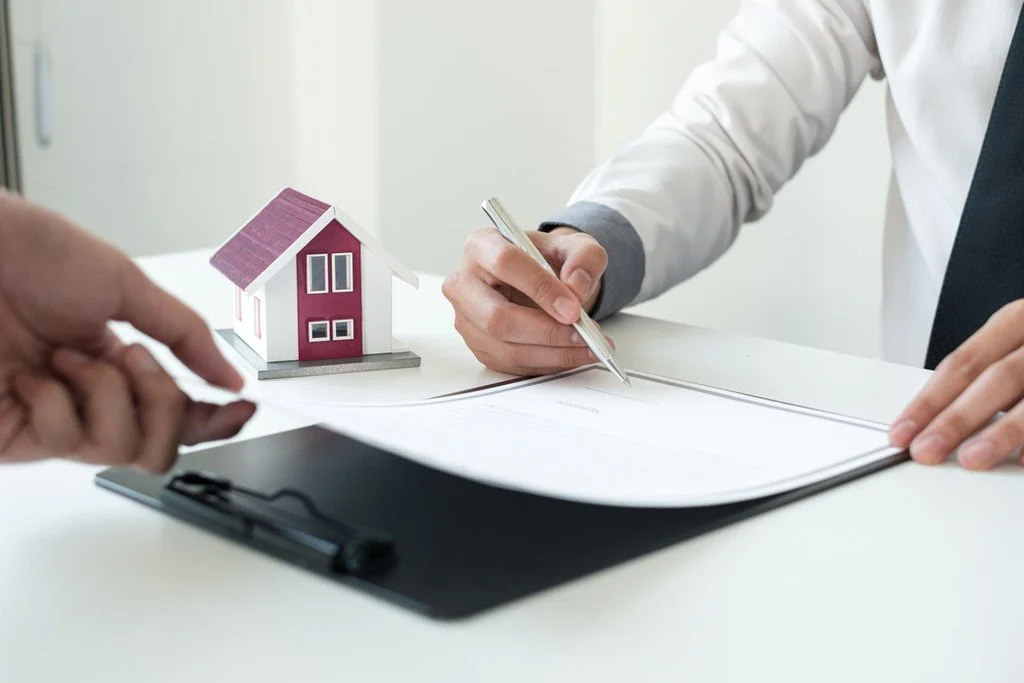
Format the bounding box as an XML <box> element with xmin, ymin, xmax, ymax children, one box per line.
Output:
<box><xmin>231</xmin><ymin>247</ymin><xmax>396</xmax><ymax>363</ymax></box>
<box><xmin>233</xmin><ymin>282</ymin><xmax>268</xmax><ymax>361</ymax></box>
<box><xmin>360</xmin><ymin>245</ymin><xmax>395</xmax><ymax>357</ymax></box>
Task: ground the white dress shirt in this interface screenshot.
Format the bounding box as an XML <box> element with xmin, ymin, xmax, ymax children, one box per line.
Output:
<box><xmin>541</xmin><ymin>0</ymin><xmax>1024</xmax><ymax>368</ymax></box>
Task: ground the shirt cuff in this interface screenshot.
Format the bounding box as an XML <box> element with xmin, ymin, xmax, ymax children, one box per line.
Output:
<box><xmin>539</xmin><ymin>201</ymin><xmax>645</xmax><ymax>320</ymax></box>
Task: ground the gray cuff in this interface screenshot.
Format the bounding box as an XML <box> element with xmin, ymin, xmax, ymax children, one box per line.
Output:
<box><xmin>539</xmin><ymin>201</ymin><xmax>645</xmax><ymax>320</ymax></box>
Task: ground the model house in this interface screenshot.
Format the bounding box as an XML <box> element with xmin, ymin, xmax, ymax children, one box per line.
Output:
<box><xmin>209</xmin><ymin>188</ymin><xmax>419</xmax><ymax>378</ymax></box>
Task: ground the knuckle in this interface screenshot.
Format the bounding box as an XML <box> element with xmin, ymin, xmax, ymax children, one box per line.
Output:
<box><xmin>937</xmin><ymin>348</ymin><xmax>983</xmax><ymax>380</ymax></box>
<box><xmin>575</xmin><ymin>231</ymin><xmax>602</xmax><ymax>252</ymax></box>
<box><xmin>560</xmin><ymin>347</ymin><xmax>582</xmax><ymax>368</ymax></box>
<box><xmin>529</xmin><ymin>271</ymin><xmax>560</xmax><ymax>305</ymax></box>
<box><xmin>463</xmin><ymin>228</ymin><xmax>489</xmax><ymax>255</ymax></box>
<box><xmin>441</xmin><ymin>271</ymin><xmax>462</xmax><ymax>303</ymax></box>
<box><xmin>935</xmin><ymin>410</ymin><xmax>973</xmax><ymax>440</ymax></box>
<box><xmin>500</xmin><ymin>344</ymin><xmax>528</xmax><ymax>370</ymax></box>
<box><xmin>993</xmin><ymin>353</ymin><xmax>1024</xmax><ymax>383</ymax></box>
<box><xmin>489</xmin><ymin>244</ymin><xmax>520</xmax><ymax>275</ymax></box>
<box><xmin>992</xmin><ymin>418</ymin><xmax>1024</xmax><ymax>451</ymax></box>
<box><xmin>544</xmin><ymin>323</ymin><xmax>566</xmax><ymax>347</ymax></box>
<box><xmin>994</xmin><ymin>299</ymin><xmax>1024</xmax><ymax>323</ymax></box>
<box><xmin>482</xmin><ymin>303</ymin><xmax>513</xmax><ymax>338</ymax></box>
<box><xmin>453</xmin><ymin>314</ymin><xmax>470</xmax><ymax>338</ymax></box>
<box><xmin>901</xmin><ymin>395</ymin><xmax>931</xmax><ymax>418</ymax></box>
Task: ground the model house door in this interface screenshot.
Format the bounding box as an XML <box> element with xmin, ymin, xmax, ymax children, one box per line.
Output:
<box><xmin>296</xmin><ymin>220</ymin><xmax>364</xmax><ymax>361</ymax></box>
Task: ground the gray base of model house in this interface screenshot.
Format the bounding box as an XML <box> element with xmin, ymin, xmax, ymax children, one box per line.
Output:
<box><xmin>216</xmin><ymin>329</ymin><xmax>421</xmax><ymax>380</ymax></box>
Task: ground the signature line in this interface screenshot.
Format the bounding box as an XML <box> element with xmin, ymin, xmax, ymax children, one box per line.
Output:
<box><xmin>585</xmin><ymin>386</ymin><xmax>656</xmax><ymax>405</ymax></box>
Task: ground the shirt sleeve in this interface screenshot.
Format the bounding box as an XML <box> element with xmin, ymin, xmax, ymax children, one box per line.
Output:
<box><xmin>540</xmin><ymin>0</ymin><xmax>882</xmax><ymax>320</ymax></box>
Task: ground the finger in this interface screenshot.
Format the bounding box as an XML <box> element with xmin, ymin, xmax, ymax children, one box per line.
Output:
<box><xmin>544</xmin><ymin>231</ymin><xmax>608</xmax><ymax>304</ymax></box>
<box><xmin>958</xmin><ymin>400</ymin><xmax>1024</xmax><ymax>470</ymax></box>
<box><xmin>889</xmin><ymin>301</ymin><xmax>1024</xmax><ymax>448</ymax></box>
<box><xmin>456</xmin><ymin>314</ymin><xmax>596</xmax><ymax>375</ymax></box>
<box><xmin>117</xmin><ymin>344</ymin><xmax>189</xmax><ymax>474</ymax></box>
<box><xmin>179</xmin><ymin>400</ymin><xmax>257</xmax><ymax>447</ymax></box>
<box><xmin>51</xmin><ymin>349</ymin><xmax>140</xmax><ymax>465</ymax></box>
<box><xmin>11</xmin><ymin>375</ymin><xmax>79</xmax><ymax>456</ymax></box>
<box><xmin>116</xmin><ymin>262</ymin><xmax>244</xmax><ymax>391</ymax></box>
<box><xmin>95</xmin><ymin>326</ymin><xmax>128</xmax><ymax>361</ymax></box>
<box><xmin>446</xmin><ymin>272</ymin><xmax>586</xmax><ymax>347</ymax></box>
<box><xmin>905</xmin><ymin>347</ymin><xmax>1024</xmax><ymax>465</ymax></box>
<box><xmin>11</xmin><ymin>373</ymin><xmax>85</xmax><ymax>455</ymax></box>
<box><xmin>464</xmin><ymin>230</ymin><xmax>582</xmax><ymax>325</ymax></box>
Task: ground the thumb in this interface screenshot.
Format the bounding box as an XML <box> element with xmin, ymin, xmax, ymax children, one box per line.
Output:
<box><xmin>541</xmin><ymin>229</ymin><xmax>608</xmax><ymax>306</ymax></box>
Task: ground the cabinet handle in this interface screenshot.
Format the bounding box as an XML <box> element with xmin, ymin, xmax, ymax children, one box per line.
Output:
<box><xmin>34</xmin><ymin>42</ymin><xmax>52</xmax><ymax>148</ymax></box>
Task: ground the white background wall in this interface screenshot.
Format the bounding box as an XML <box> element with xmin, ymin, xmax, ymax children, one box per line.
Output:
<box><xmin>9</xmin><ymin>0</ymin><xmax>891</xmax><ymax>360</ymax></box>
<box><xmin>11</xmin><ymin>0</ymin><xmax>296</xmax><ymax>256</ymax></box>
<box><xmin>375</xmin><ymin>0</ymin><xmax>596</xmax><ymax>272</ymax></box>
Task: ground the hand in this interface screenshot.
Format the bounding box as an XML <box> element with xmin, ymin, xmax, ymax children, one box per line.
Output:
<box><xmin>0</xmin><ymin>192</ymin><xmax>255</xmax><ymax>472</ymax></box>
<box><xmin>890</xmin><ymin>299</ymin><xmax>1024</xmax><ymax>470</ymax></box>
<box><xmin>442</xmin><ymin>226</ymin><xmax>610</xmax><ymax>376</ymax></box>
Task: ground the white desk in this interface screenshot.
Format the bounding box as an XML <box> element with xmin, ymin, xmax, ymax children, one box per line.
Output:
<box><xmin>1</xmin><ymin>249</ymin><xmax>1021</xmax><ymax>682</ymax></box>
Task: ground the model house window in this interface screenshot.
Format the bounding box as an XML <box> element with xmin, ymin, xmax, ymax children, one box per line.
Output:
<box><xmin>253</xmin><ymin>297</ymin><xmax>263</xmax><ymax>339</ymax></box>
<box><xmin>332</xmin><ymin>253</ymin><xmax>353</xmax><ymax>292</ymax></box>
<box><xmin>307</xmin><ymin>254</ymin><xmax>328</xmax><ymax>294</ymax></box>
<box><xmin>308</xmin><ymin>321</ymin><xmax>330</xmax><ymax>342</ymax></box>
<box><xmin>332</xmin><ymin>319</ymin><xmax>354</xmax><ymax>341</ymax></box>
<box><xmin>234</xmin><ymin>288</ymin><xmax>243</xmax><ymax>320</ymax></box>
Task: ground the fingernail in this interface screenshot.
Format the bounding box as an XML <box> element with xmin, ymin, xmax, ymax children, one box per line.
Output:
<box><xmin>889</xmin><ymin>419</ymin><xmax>917</xmax><ymax>447</ymax></box>
<box><xmin>553</xmin><ymin>297</ymin><xmax>578</xmax><ymax>322</ymax></box>
<box><xmin>605</xmin><ymin>334</ymin><xmax>616</xmax><ymax>350</ymax></box>
<box><xmin>911</xmin><ymin>433</ymin><xmax>948</xmax><ymax>464</ymax></box>
<box><xmin>959</xmin><ymin>439</ymin><xmax>995</xmax><ymax>469</ymax></box>
<box><xmin>570</xmin><ymin>332</ymin><xmax>585</xmax><ymax>345</ymax></box>
<box><xmin>126</xmin><ymin>345</ymin><xmax>159</xmax><ymax>374</ymax></box>
<box><xmin>568</xmin><ymin>269</ymin><xmax>593</xmax><ymax>300</ymax></box>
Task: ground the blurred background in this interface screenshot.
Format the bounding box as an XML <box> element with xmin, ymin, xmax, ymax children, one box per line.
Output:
<box><xmin>2</xmin><ymin>0</ymin><xmax>890</xmax><ymax>359</ymax></box>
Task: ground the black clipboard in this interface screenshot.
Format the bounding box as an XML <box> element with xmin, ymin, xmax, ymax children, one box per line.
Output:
<box><xmin>95</xmin><ymin>422</ymin><xmax>907</xmax><ymax>620</ymax></box>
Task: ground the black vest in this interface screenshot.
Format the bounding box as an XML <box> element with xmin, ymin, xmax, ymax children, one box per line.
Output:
<box><xmin>924</xmin><ymin>5</ymin><xmax>1024</xmax><ymax>369</ymax></box>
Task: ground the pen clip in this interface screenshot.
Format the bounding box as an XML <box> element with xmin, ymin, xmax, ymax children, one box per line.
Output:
<box><xmin>161</xmin><ymin>470</ymin><xmax>395</xmax><ymax>577</ymax></box>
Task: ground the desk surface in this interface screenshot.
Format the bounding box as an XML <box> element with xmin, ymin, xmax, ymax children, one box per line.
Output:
<box><xmin>1</xmin><ymin>249</ymin><xmax>1021</xmax><ymax>682</ymax></box>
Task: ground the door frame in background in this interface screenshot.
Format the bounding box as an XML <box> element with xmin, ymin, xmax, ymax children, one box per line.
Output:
<box><xmin>0</xmin><ymin>0</ymin><xmax>21</xmax><ymax>192</ymax></box>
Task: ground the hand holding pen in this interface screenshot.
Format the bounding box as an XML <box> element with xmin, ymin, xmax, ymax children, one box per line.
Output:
<box><xmin>441</xmin><ymin>197</ymin><xmax>627</xmax><ymax>382</ymax></box>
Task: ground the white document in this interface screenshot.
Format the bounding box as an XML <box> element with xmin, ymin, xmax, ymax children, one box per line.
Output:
<box><xmin>230</xmin><ymin>366</ymin><xmax>902</xmax><ymax>508</ymax></box>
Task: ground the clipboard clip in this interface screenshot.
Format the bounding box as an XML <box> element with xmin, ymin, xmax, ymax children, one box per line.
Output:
<box><xmin>161</xmin><ymin>470</ymin><xmax>395</xmax><ymax>577</ymax></box>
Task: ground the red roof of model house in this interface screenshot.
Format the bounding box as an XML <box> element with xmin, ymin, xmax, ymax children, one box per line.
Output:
<box><xmin>210</xmin><ymin>188</ymin><xmax>418</xmax><ymax>296</ymax></box>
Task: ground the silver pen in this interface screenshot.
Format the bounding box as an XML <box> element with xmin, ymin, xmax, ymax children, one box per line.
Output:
<box><xmin>481</xmin><ymin>197</ymin><xmax>631</xmax><ymax>386</ymax></box>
